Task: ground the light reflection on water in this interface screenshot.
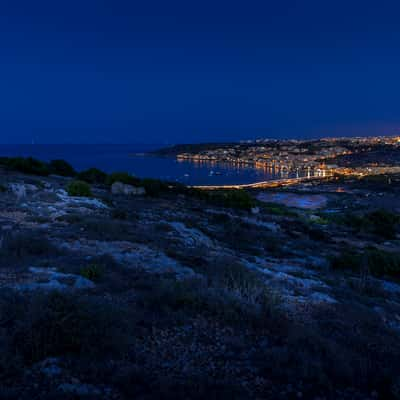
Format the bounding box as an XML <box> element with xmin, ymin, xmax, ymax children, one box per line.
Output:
<box><xmin>0</xmin><ymin>144</ymin><xmax>319</xmax><ymax>186</ymax></box>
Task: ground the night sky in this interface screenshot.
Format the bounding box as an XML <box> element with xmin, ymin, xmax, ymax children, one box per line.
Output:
<box><xmin>1</xmin><ymin>0</ymin><xmax>400</xmax><ymax>144</ymax></box>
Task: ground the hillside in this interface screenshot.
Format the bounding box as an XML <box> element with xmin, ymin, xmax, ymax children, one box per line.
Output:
<box><xmin>0</xmin><ymin>160</ymin><xmax>399</xmax><ymax>399</ymax></box>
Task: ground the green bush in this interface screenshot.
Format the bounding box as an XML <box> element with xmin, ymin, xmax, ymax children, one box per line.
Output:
<box><xmin>366</xmin><ymin>248</ymin><xmax>400</xmax><ymax>277</ymax></box>
<box><xmin>342</xmin><ymin>209</ymin><xmax>399</xmax><ymax>239</ymax></box>
<box><xmin>310</xmin><ymin>216</ymin><xmax>329</xmax><ymax>225</ymax></box>
<box><xmin>194</xmin><ymin>189</ymin><xmax>255</xmax><ymax>210</ymax></box>
<box><xmin>66</xmin><ymin>180</ymin><xmax>92</xmax><ymax>197</ymax></box>
<box><xmin>80</xmin><ymin>264</ymin><xmax>104</xmax><ymax>281</ymax></box>
<box><xmin>261</xmin><ymin>202</ymin><xmax>297</xmax><ymax>216</ymax></box>
<box><xmin>141</xmin><ymin>178</ymin><xmax>169</xmax><ymax>196</ymax></box>
<box><xmin>331</xmin><ymin>248</ymin><xmax>400</xmax><ymax>278</ymax></box>
<box><xmin>0</xmin><ymin>157</ymin><xmax>50</xmax><ymax>176</ymax></box>
<box><xmin>78</xmin><ymin>167</ymin><xmax>108</xmax><ymax>184</ymax></box>
<box><xmin>49</xmin><ymin>159</ymin><xmax>76</xmax><ymax>177</ymax></box>
<box><xmin>106</xmin><ymin>172</ymin><xmax>139</xmax><ymax>186</ymax></box>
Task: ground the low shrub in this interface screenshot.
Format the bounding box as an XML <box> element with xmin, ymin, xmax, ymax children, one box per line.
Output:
<box><xmin>0</xmin><ymin>157</ymin><xmax>50</xmax><ymax>176</ymax></box>
<box><xmin>66</xmin><ymin>180</ymin><xmax>92</xmax><ymax>197</ymax></box>
<box><xmin>310</xmin><ymin>216</ymin><xmax>329</xmax><ymax>225</ymax></box>
<box><xmin>139</xmin><ymin>258</ymin><xmax>276</xmax><ymax>327</ymax></box>
<box><xmin>141</xmin><ymin>276</ymin><xmax>272</xmax><ymax>326</ymax></box>
<box><xmin>190</xmin><ymin>189</ymin><xmax>255</xmax><ymax>210</ymax></box>
<box><xmin>78</xmin><ymin>167</ymin><xmax>108</xmax><ymax>184</ymax></box>
<box><xmin>331</xmin><ymin>248</ymin><xmax>400</xmax><ymax>278</ymax></box>
<box><xmin>341</xmin><ymin>209</ymin><xmax>399</xmax><ymax>239</ymax></box>
<box><xmin>208</xmin><ymin>218</ymin><xmax>284</xmax><ymax>255</ymax></box>
<box><xmin>366</xmin><ymin>248</ymin><xmax>400</xmax><ymax>277</ymax></box>
<box><xmin>261</xmin><ymin>202</ymin><xmax>297</xmax><ymax>216</ymax></box>
<box><xmin>0</xmin><ymin>233</ymin><xmax>57</xmax><ymax>259</ymax></box>
<box><xmin>80</xmin><ymin>264</ymin><xmax>104</xmax><ymax>281</ymax></box>
<box><xmin>0</xmin><ymin>291</ymin><xmax>130</xmax><ymax>365</ymax></box>
<box><xmin>49</xmin><ymin>159</ymin><xmax>76</xmax><ymax>177</ymax></box>
<box><xmin>204</xmin><ymin>260</ymin><xmax>272</xmax><ymax>307</ymax></box>
<box><xmin>140</xmin><ymin>178</ymin><xmax>169</xmax><ymax>196</ymax></box>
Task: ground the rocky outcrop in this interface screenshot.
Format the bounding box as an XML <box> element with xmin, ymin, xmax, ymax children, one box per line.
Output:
<box><xmin>7</xmin><ymin>182</ymin><xmax>38</xmax><ymax>201</ymax></box>
<box><xmin>167</xmin><ymin>221</ymin><xmax>215</xmax><ymax>248</ymax></box>
<box><xmin>58</xmin><ymin>239</ymin><xmax>196</xmax><ymax>278</ymax></box>
<box><xmin>56</xmin><ymin>189</ymin><xmax>107</xmax><ymax>209</ymax></box>
<box><xmin>15</xmin><ymin>188</ymin><xmax>108</xmax><ymax>221</ymax></box>
<box><xmin>111</xmin><ymin>182</ymin><xmax>146</xmax><ymax>196</ymax></box>
<box><xmin>244</xmin><ymin>258</ymin><xmax>336</xmax><ymax>311</ymax></box>
<box><xmin>13</xmin><ymin>267</ymin><xmax>95</xmax><ymax>292</ymax></box>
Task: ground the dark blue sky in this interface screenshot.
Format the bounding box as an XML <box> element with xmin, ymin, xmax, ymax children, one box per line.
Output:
<box><xmin>1</xmin><ymin>0</ymin><xmax>400</xmax><ymax>143</ymax></box>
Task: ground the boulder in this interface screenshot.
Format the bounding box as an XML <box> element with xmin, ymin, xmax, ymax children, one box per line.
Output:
<box><xmin>7</xmin><ymin>183</ymin><xmax>39</xmax><ymax>200</ymax></box>
<box><xmin>111</xmin><ymin>181</ymin><xmax>146</xmax><ymax>196</ymax></box>
<box><xmin>8</xmin><ymin>183</ymin><xmax>27</xmax><ymax>200</ymax></box>
<box><xmin>168</xmin><ymin>221</ymin><xmax>214</xmax><ymax>248</ymax></box>
<box><xmin>134</xmin><ymin>186</ymin><xmax>146</xmax><ymax>195</ymax></box>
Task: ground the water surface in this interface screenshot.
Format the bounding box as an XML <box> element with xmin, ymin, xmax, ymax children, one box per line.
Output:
<box><xmin>0</xmin><ymin>144</ymin><xmax>309</xmax><ymax>186</ymax></box>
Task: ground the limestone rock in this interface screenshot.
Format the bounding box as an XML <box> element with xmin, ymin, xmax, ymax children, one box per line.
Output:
<box><xmin>111</xmin><ymin>181</ymin><xmax>146</xmax><ymax>196</ymax></box>
<box><xmin>7</xmin><ymin>183</ymin><xmax>39</xmax><ymax>201</ymax></box>
<box><xmin>57</xmin><ymin>382</ymin><xmax>101</xmax><ymax>397</ymax></box>
<box><xmin>14</xmin><ymin>267</ymin><xmax>95</xmax><ymax>292</ymax></box>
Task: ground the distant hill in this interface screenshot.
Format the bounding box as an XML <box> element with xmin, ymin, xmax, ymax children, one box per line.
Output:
<box><xmin>151</xmin><ymin>142</ymin><xmax>239</xmax><ymax>156</ymax></box>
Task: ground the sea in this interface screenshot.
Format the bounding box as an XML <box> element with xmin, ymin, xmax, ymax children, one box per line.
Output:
<box><xmin>0</xmin><ymin>144</ymin><xmax>302</xmax><ymax>186</ymax></box>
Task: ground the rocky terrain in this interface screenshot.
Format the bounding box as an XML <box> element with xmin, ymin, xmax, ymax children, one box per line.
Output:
<box><xmin>0</xmin><ymin>163</ymin><xmax>399</xmax><ymax>399</ymax></box>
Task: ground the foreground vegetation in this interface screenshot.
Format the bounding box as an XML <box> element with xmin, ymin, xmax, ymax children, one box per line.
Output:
<box><xmin>0</xmin><ymin>158</ymin><xmax>400</xmax><ymax>399</ymax></box>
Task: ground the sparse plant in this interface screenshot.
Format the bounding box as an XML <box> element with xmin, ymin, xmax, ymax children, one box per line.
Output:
<box><xmin>140</xmin><ymin>178</ymin><xmax>169</xmax><ymax>196</ymax></box>
<box><xmin>0</xmin><ymin>291</ymin><xmax>130</xmax><ymax>364</ymax></box>
<box><xmin>78</xmin><ymin>167</ymin><xmax>108</xmax><ymax>184</ymax></box>
<box><xmin>80</xmin><ymin>264</ymin><xmax>104</xmax><ymax>281</ymax></box>
<box><xmin>331</xmin><ymin>247</ymin><xmax>400</xmax><ymax>278</ymax></box>
<box><xmin>66</xmin><ymin>180</ymin><xmax>92</xmax><ymax>197</ymax></box>
<box><xmin>0</xmin><ymin>232</ymin><xmax>57</xmax><ymax>259</ymax></box>
<box><xmin>261</xmin><ymin>202</ymin><xmax>297</xmax><ymax>216</ymax></box>
<box><xmin>49</xmin><ymin>159</ymin><xmax>76</xmax><ymax>177</ymax></box>
<box><xmin>310</xmin><ymin>216</ymin><xmax>329</xmax><ymax>225</ymax></box>
<box><xmin>0</xmin><ymin>157</ymin><xmax>50</xmax><ymax>176</ymax></box>
<box><xmin>341</xmin><ymin>209</ymin><xmax>399</xmax><ymax>239</ymax></box>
